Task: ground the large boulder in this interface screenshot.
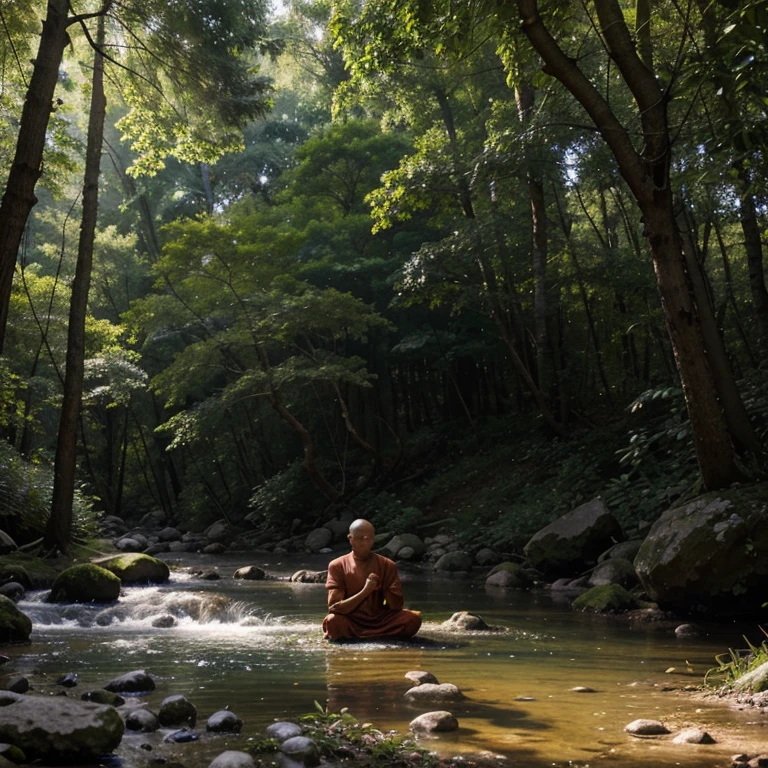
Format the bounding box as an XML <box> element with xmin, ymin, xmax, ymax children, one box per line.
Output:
<box><xmin>93</xmin><ymin>553</ymin><xmax>170</xmax><ymax>584</ymax></box>
<box><xmin>0</xmin><ymin>694</ymin><xmax>124</xmax><ymax>761</ymax></box>
<box><xmin>523</xmin><ymin>498</ymin><xmax>623</xmax><ymax>578</ymax></box>
<box><xmin>47</xmin><ymin>564</ymin><xmax>120</xmax><ymax>603</ymax></box>
<box><xmin>634</xmin><ymin>488</ymin><xmax>768</xmax><ymax>615</ymax></box>
<box><xmin>0</xmin><ymin>596</ymin><xmax>31</xmax><ymax>643</ymax></box>
<box><xmin>304</xmin><ymin>528</ymin><xmax>333</xmax><ymax>551</ymax></box>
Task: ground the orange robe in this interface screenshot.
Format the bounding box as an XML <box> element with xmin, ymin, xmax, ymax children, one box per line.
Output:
<box><xmin>323</xmin><ymin>552</ymin><xmax>421</xmax><ymax>640</ymax></box>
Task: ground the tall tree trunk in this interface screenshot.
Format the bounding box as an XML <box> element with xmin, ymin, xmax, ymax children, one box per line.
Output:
<box><xmin>0</xmin><ymin>0</ymin><xmax>70</xmax><ymax>353</ymax></box>
<box><xmin>516</xmin><ymin>82</ymin><xmax>555</xmax><ymax>398</ymax></box>
<box><xmin>45</xmin><ymin>16</ymin><xmax>107</xmax><ymax>553</ymax></box>
<box><xmin>517</xmin><ymin>0</ymin><xmax>745</xmax><ymax>489</ymax></box>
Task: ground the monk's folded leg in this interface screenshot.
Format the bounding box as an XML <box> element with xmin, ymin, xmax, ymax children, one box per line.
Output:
<box><xmin>323</xmin><ymin>612</ymin><xmax>353</xmax><ymax>640</ymax></box>
<box><xmin>398</xmin><ymin>609</ymin><xmax>422</xmax><ymax>639</ymax></box>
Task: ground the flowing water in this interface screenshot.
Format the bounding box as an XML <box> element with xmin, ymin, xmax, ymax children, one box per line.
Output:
<box><xmin>4</xmin><ymin>552</ymin><xmax>768</xmax><ymax>767</ymax></box>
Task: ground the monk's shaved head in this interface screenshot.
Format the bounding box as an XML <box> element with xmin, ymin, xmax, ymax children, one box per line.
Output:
<box><xmin>349</xmin><ymin>519</ymin><xmax>375</xmax><ymax>537</ymax></box>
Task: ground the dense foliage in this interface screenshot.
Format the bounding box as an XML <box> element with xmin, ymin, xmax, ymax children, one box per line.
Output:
<box><xmin>0</xmin><ymin>0</ymin><xmax>766</xmax><ymax>552</ymax></box>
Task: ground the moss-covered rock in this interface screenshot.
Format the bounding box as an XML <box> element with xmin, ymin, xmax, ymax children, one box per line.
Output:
<box><xmin>572</xmin><ymin>584</ymin><xmax>640</xmax><ymax>614</ymax></box>
<box><xmin>0</xmin><ymin>594</ymin><xmax>32</xmax><ymax>643</ymax></box>
<box><xmin>634</xmin><ymin>485</ymin><xmax>768</xmax><ymax>616</ymax></box>
<box><xmin>48</xmin><ymin>564</ymin><xmax>120</xmax><ymax>603</ymax></box>
<box><xmin>93</xmin><ymin>553</ymin><xmax>170</xmax><ymax>584</ymax></box>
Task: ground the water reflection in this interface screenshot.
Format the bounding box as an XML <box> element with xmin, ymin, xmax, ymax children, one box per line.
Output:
<box><xmin>3</xmin><ymin>557</ymin><xmax>767</xmax><ymax>768</ymax></box>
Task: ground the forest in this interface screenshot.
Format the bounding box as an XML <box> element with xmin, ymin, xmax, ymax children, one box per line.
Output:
<box><xmin>1</xmin><ymin>0</ymin><xmax>767</xmax><ymax>557</ymax></box>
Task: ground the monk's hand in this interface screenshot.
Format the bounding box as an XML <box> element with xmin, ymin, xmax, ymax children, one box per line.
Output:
<box><xmin>364</xmin><ymin>573</ymin><xmax>380</xmax><ymax>593</ymax></box>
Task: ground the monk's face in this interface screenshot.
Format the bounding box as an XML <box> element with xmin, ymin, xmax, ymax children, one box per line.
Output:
<box><xmin>348</xmin><ymin>521</ymin><xmax>375</xmax><ymax>558</ymax></box>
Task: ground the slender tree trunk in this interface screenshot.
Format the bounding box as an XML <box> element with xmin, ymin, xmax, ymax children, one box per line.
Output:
<box><xmin>45</xmin><ymin>15</ymin><xmax>107</xmax><ymax>553</ymax></box>
<box><xmin>0</xmin><ymin>0</ymin><xmax>71</xmax><ymax>353</ymax></box>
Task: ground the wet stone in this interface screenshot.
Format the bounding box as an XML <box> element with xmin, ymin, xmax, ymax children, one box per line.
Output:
<box><xmin>163</xmin><ymin>728</ymin><xmax>199</xmax><ymax>743</ymax></box>
<box><xmin>206</xmin><ymin>710</ymin><xmax>243</xmax><ymax>733</ymax></box>
<box><xmin>57</xmin><ymin>673</ymin><xmax>78</xmax><ymax>688</ymax></box>
<box><xmin>152</xmin><ymin>615</ymin><xmax>176</xmax><ymax>628</ymax></box>
<box><xmin>158</xmin><ymin>694</ymin><xmax>197</xmax><ymax>727</ymax></box>
<box><xmin>624</xmin><ymin>719</ymin><xmax>670</xmax><ymax>736</ymax></box>
<box><xmin>571</xmin><ymin>686</ymin><xmax>596</xmax><ymax>693</ymax></box>
<box><xmin>672</xmin><ymin>727</ymin><xmax>715</xmax><ymax>744</ymax></box>
<box><xmin>209</xmin><ymin>751</ymin><xmax>256</xmax><ymax>768</ymax></box>
<box><xmin>279</xmin><ymin>736</ymin><xmax>320</xmax><ymax>767</ymax></box>
<box><xmin>405</xmin><ymin>670</ymin><xmax>439</xmax><ymax>686</ymax></box>
<box><xmin>265</xmin><ymin>722</ymin><xmax>303</xmax><ymax>742</ymax></box>
<box><xmin>81</xmin><ymin>689</ymin><xmax>125</xmax><ymax>706</ymax></box>
<box><xmin>125</xmin><ymin>708</ymin><xmax>160</xmax><ymax>732</ymax></box>
<box><xmin>409</xmin><ymin>711</ymin><xmax>459</xmax><ymax>733</ymax></box>
<box><xmin>104</xmin><ymin>669</ymin><xmax>155</xmax><ymax>694</ymax></box>
<box><xmin>404</xmin><ymin>683</ymin><xmax>464</xmax><ymax>702</ymax></box>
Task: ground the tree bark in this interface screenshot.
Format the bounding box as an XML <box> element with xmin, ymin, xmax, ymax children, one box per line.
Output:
<box><xmin>45</xmin><ymin>14</ymin><xmax>107</xmax><ymax>553</ymax></box>
<box><xmin>0</xmin><ymin>0</ymin><xmax>71</xmax><ymax>353</ymax></box>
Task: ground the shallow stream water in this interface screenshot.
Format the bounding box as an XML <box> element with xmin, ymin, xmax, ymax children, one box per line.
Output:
<box><xmin>4</xmin><ymin>552</ymin><xmax>768</xmax><ymax>767</ymax></box>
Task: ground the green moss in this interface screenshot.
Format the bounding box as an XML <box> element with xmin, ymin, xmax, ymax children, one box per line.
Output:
<box><xmin>48</xmin><ymin>563</ymin><xmax>121</xmax><ymax>603</ymax></box>
<box><xmin>572</xmin><ymin>584</ymin><xmax>640</xmax><ymax>613</ymax></box>
<box><xmin>0</xmin><ymin>554</ymin><xmax>59</xmax><ymax>589</ymax></box>
<box><xmin>94</xmin><ymin>553</ymin><xmax>170</xmax><ymax>584</ymax></box>
<box><xmin>0</xmin><ymin>594</ymin><xmax>32</xmax><ymax>643</ymax></box>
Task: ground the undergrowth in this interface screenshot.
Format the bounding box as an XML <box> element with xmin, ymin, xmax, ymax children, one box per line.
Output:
<box><xmin>705</xmin><ymin>628</ymin><xmax>768</xmax><ymax>689</ymax></box>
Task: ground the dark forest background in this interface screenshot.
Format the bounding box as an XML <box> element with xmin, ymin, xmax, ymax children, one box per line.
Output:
<box><xmin>1</xmin><ymin>0</ymin><xmax>767</xmax><ymax>555</ymax></box>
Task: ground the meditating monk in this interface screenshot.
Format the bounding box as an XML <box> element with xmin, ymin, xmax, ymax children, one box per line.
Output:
<box><xmin>323</xmin><ymin>519</ymin><xmax>422</xmax><ymax>641</ymax></box>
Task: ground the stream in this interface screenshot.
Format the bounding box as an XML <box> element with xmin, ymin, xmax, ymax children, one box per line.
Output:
<box><xmin>3</xmin><ymin>552</ymin><xmax>767</xmax><ymax>767</ymax></box>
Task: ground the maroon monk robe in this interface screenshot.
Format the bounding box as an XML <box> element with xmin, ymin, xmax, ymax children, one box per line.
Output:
<box><xmin>323</xmin><ymin>551</ymin><xmax>422</xmax><ymax>640</ymax></box>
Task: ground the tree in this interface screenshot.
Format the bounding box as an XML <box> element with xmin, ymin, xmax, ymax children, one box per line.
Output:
<box><xmin>45</xmin><ymin>11</ymin><xmax>108</xmax><ymax>554</ymax></box>
<box><xmin>0</xmin><ymin>0</ymin><xmax>274</xmax><ymax>353</ymax></box>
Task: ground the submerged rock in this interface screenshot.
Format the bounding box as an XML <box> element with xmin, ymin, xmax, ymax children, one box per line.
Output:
<box><xmin>675</xmin><ymin>623</ymin><xmax>705</xmax><ymax>638</ymax></box>
<box><xmin>404</xmin><ymin>683</ymin><xmax>464</xmax><ymax>702</ymax></box>
<box><xmin>409</xmin><ymin>711</ymin><xmax>459</xmax><ymax>733</ymax></box>
<box><xmin>0</xmin><ymin>595</ymin><xmax>32</xmax><ymax>643</ymax></box>
<box><xmin>0</xmin><ymin>694</ymin><xmax>124</xmax><ymax>761</ymax></box>
<box><xmin>48</xmin><ymin>564</ymin><xmax>121</xmax><ymax>603</ymax></box>
<box><xmin>104</xmin><ymin>669</ymin><xmax>156</xmax><ymax>694</ymax></box>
